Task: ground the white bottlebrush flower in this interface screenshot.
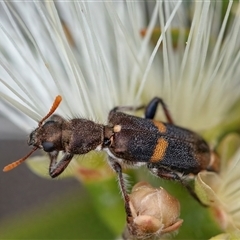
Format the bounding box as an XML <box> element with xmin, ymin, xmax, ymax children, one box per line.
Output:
<box><xmin>0</xmin><ymin>1</ymin><xmax>163</xmax><ymax>176</ymax></box>
<box><xmin>0</xmin><ymin>1</ymin><xmax>150</xmax><ymax>129</ymax></box>
<box><xmin>1</xmin><ymin>1</ymin><xmax>239</xmax><ymax>137</ymax></box>
<box><xmin>0</xmin><ymin>1</ymin><xmax>187</xmax><ymax>177</ymax></box>
<box><xmin>1</xmin><ymin>1</ymin><xmax>240</xmax><ymax>238</ymax></box>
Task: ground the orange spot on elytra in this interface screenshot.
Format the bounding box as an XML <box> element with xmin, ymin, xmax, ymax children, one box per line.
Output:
<box><xmin>152</xmin><ymin>120</ymin><xmax>166</xmax><ymax>133</ymax></box>
<box><xmin>150</xmin><ymin>138</ymin><xmax>168</xmax><ymax>162</ymax></box>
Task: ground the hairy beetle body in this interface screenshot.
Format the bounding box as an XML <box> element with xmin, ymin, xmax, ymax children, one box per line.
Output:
<box><xmin>4</xmin><ymin>96</ymin><xmax>219</xmax><ymax>216</ymax></box>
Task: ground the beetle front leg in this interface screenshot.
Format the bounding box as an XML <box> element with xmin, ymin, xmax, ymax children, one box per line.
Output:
<box><xmin>49</xmin><ymin>152</ymin><xmax>74</xmax><ymax>178</ymax></box>
<box><xmin>48</xmin><ymin>150</ymin><xmax>59</xmax><ymax>173</ymax></box>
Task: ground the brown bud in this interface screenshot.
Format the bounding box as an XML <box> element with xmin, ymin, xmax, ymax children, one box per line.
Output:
<box><xmin>123</xmin><ymin>182</ymin><xmax>183</xmax><ymax>239</ymax></box>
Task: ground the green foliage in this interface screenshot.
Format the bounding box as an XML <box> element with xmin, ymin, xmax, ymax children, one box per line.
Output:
<box><xmin>0</xmin><ymin>189</ymin><xmax>114</xmax><ymax>239</ymax></box>
<box><xmin>0</xmin><ymin>171</ymin><xmax>223</xmax><ymax>239</ymax></box>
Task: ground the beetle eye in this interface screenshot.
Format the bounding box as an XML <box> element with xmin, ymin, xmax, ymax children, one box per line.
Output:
<box><xmin>42</xmin><ymin>141</ymin><xmax>55</xmax><ymax>152</ymax></box>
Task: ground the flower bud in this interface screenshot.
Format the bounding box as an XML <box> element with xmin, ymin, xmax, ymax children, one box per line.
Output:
<box><xmin>123</xmin><ymin>182</ymin><xmax>183</xmax><ymax>239</ymax></box>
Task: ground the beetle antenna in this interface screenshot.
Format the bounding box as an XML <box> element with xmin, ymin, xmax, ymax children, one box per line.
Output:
<box><xmin>3</xmin><ymin>95</ymin><xmax>62</xmax><ymax>173</ymax></box>
<box><xmin>3</xmin><ymin>147</ymin><xmax>38</xmax><ymax>172</ymax></box>
<box><xmin>38</xmin><ymin>95</ymin><xmax>62</xmax><ymax>127</ymax></box>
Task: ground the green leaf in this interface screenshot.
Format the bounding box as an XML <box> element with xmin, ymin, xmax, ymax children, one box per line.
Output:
<box><xmin>0</xmin><ymin>188</ymin><xmax>115</xmax><ymax>239</ymax></box>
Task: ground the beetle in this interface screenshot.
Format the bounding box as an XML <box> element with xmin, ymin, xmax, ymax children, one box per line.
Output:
<box><xmin>3</xmin><ymin>95</ymin><xmax>219</xmax><ymax>217</ymax></box>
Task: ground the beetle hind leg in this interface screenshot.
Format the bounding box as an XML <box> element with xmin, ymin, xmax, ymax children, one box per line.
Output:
<box><xmin>148</xmin><ymin>164</ymin><xmax>207</xmax><ymax>207</ymax></box>
<box><xmin>145</xmin><ymin>97</ymin><xmax>174</xmax><ymax>124</ymax></box>
<box><xmin>109</xmin><ymin>97</ymin><xmax>174</xmax><ymax>124</ymax></box>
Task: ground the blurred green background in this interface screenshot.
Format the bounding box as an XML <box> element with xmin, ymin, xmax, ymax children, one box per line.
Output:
<box><xmin>0</xmin><ymin>139</ymin><xmax>115</xmax><ymax>239</ymax></box>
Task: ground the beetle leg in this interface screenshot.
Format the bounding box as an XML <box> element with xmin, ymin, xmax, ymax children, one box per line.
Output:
<box><xmin>110</xmin><ymin>97</ymin><xmax>174</xmax><ymax>124</ymax></box>
<box><xmin>110</xmin><ymin>105</ymin><xmax>145</xmax><ymax>113</ymax></box>
<box><xmin>48</xmin><ymin>150</ymin><xmax>59</xmax><ymax>172</ymax></box>
<box><xmin>109</xmin><ymin>158</ymin><xmax>132</xmax><ymax>220</ymax></box>
<box><xmin>109</xmin><ymin>97</ymin><xmax>174</xmax><ymax>124</ymax></box>
<box><xmin>145</xmin><ymin>97</ymin><xmax>174</xmax><ymax>124</ymax></box>
<box><xmin>49</xmin><ymin>152</ymin><xmax>74</xmax><ymax>178</ymax></box>
<box><xmin>148</xmin><ymin>164</ymin><xmax>207</xmax><ymax>206</ymax></box>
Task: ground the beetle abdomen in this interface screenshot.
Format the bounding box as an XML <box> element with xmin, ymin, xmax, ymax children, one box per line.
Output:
<box><xmin>150</xmin><ymin>123</ymin><xmax>211</xmax><ymax>174</ymax></box>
